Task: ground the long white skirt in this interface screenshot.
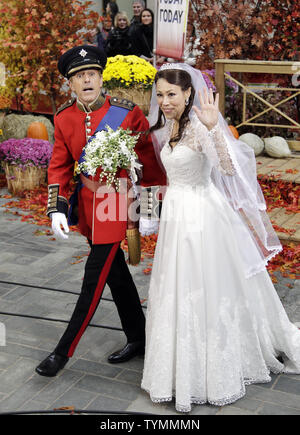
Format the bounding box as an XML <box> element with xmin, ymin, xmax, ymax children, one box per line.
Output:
<box><xmin>141</xmin><ymin>182</ymin><xmax>300</xmax><ymax>413</ymax></box>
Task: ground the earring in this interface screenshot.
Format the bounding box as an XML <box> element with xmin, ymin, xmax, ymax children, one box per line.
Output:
<box><xmin>185</xmin><ymin>98</ymin><xmax>189</xmax><ymax>106</ymax></box>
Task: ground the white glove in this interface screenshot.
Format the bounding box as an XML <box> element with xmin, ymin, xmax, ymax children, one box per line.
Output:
<box><xmin>51</xmin><ymin>212</ymin><xmax>69</xmax><ymax>240</ymax></box>
<box><xmin>139</xmin><ymin>216</ymin><xmax>159</xmax><ymax>236</ymax></box>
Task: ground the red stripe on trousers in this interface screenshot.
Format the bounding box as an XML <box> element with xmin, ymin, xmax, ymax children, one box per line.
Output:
<box><xmin>67</xmin><ymin>242</ymin><xmax>119</xmax><ymax>357</ymax></box>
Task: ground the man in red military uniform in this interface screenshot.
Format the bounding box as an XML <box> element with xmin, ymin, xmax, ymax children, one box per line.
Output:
<box><xmin>35</xmin><ymin>45</ymin><xmax>165</xmax><ymax>377</ymax></box>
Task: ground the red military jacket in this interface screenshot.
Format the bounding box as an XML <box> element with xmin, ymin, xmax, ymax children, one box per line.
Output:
<box><xmin>47</xmin><ymin>94</ymin><xmax>166</xmax><ymax>244</ymax></box>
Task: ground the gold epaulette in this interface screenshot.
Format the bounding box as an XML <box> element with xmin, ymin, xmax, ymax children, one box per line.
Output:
<box><xmin>56</xmin><ymin>97</ymin><xmax>76</xmax><ymax>116</ymax></box>
<box><xmin>109</xmin><ymin>96</ymin><xmax>135</xmax><ymax>111</ymax></box>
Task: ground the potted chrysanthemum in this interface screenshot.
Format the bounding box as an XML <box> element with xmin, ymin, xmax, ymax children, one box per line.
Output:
<box><xmin>0</xmin><ymin>137</ymin><xmax>52</xmax><ymax>194</ymax></box>
<box><xmin>102</xmin><ymin>55</ymin><xmax>157</xmax><ymax>115</ymax></box>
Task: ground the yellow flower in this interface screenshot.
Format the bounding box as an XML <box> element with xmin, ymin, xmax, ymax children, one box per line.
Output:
<box><xmin>103</xmin><ymin>55</ymin><xmax>157</xmax><ymax>90</ymax></box>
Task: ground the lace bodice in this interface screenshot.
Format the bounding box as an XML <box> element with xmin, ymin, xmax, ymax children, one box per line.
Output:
<box><xmin>160</xmin><ymin>114</ymin><xmax>235</xmax><ymax>188</ymax></box>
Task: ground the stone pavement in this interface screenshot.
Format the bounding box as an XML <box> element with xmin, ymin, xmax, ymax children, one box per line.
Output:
<box><xmin>0</xmin><ymin>186</ymin><xmax>300</xmax><ymax>416</ymax></box>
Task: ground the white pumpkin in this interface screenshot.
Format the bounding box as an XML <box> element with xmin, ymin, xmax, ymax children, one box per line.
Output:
<box><xmin>264</xmin><ymin>137</ymin><xmax>291</xmax><ymax>158</ymax></box>
<box><xmin>239</xmin><ymin>133</ymin><xmax>264</xmax><ymax>156</ymax></box>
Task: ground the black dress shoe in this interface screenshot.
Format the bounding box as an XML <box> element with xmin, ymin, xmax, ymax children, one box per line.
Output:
<box><xmin>107</xmin><ymin>341</ymin><xmax>145</xmax><ymax>364</ymax></box>
<box><xmin>35</xmin><ymin>353</ymin><xmax>69</xmax><ymax>377</ymax></box>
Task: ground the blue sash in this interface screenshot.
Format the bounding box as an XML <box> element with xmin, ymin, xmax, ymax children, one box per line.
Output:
<box><xmin>68</xmin><ymin>104</ymin><xmax>130</xmax><ymax>226</ymax></box>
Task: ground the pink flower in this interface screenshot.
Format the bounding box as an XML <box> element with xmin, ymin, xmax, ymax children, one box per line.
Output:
<box><xmin>0</xmin><ymin>138</ymin><xmax>53</xmax><ymax>169</ymax></box>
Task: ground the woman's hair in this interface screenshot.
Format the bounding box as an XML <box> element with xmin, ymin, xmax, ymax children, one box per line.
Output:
<box><xmin>150</xmin><ymin>69</ymin><xmax>195</xmax><ymax>146</ymax></box>
<box><xmin>141</xmin><ymin>8</ymin><xmax>154</xmax><ymax>24</ymax></box>
<box><xmin>114</xmin><ymin>11</ymin><xmax>130</xmax><ymax>28</ymax></box>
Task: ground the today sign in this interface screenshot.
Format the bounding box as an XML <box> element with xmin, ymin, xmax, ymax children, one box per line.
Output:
<box><xmin>155</xmin><ymin>0</ymin><xmax>190</xmax><ymax>59</ymax></box>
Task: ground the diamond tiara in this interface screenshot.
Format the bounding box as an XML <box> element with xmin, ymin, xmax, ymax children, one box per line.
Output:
<box><xmin>159</xmin><ymin>63</ymin><xmax>186</xmax><ymax>72</ymax></box>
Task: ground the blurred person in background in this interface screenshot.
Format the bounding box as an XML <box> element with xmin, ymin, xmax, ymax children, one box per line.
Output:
<box><xmin>105</xmin><ymin>11</ymin><xmax>136</xmax><ymax>57</ymax></box>
<box><xmin>106</xmin><ymin>0</ymin><xmax>119</xmax><ymax>25</ymax></box>
<box><xmin>100</xmin><ymin>15</ymin><xmax>113</xmax><ymax>41</ymax></box>
<box><xmin>129</xmin><ymin>0</ymin><xmax>145</xmax><ymax>37</ymax></box>
<box><xmin>133</xmin><ymin>8</ymin><xmax>154</xmax><ymax>62</ymax></box>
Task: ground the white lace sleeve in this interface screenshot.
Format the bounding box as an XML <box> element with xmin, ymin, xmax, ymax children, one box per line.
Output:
<box><xmin>207</xmin><ymin>123</ymin><xmax>236</xmax><ymax>175</ymax></box>
<box><xmin>188</xmin><ymin>116</ymin><xmax>236</xmax><ymax>176</ymax></box>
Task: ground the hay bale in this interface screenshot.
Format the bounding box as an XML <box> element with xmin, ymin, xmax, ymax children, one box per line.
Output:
<box><xmin>2</xmin><ymin>114</ymin><xmax>26</xmax><ymax>141</ymax></box>
<box><xmin>2</xmin><ymin>114</ymin><xmax>54</xmax><ymax>144</ymax></box>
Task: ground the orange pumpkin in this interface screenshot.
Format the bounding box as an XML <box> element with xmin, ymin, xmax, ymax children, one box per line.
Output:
<box><xmin>228</xmin><ymin>125</ymin><xmax>239</xmax><ymax>139</ymax></box>
<box><xmin>27</xmin><ymin>122</ymin><xmax>49</xmax><ymax>140</ymax></box>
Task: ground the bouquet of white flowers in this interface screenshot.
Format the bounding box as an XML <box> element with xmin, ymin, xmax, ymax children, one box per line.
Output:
<box><xmin>76</xmin><ymin>125</ymin><xmax>140</xmax><ymax>190</ymax></box>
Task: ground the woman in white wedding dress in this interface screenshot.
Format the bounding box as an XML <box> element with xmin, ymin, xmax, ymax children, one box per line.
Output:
<box><xmin>140</xmin><ymin>63</ymin><xmax>300</xmax><ymax>413</ymax></box>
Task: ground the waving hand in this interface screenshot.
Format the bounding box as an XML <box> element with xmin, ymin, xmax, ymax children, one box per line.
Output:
<box><xmin>193</xmin><ymin>88</ymin><xmax>219</xmax><ymax>131</ymax></box>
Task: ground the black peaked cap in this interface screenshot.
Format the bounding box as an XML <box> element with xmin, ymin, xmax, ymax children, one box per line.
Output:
<box><xmin>58</xmin><ymin>45</ymin><xmax>107</xmax><ymax>78</ymax></box>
